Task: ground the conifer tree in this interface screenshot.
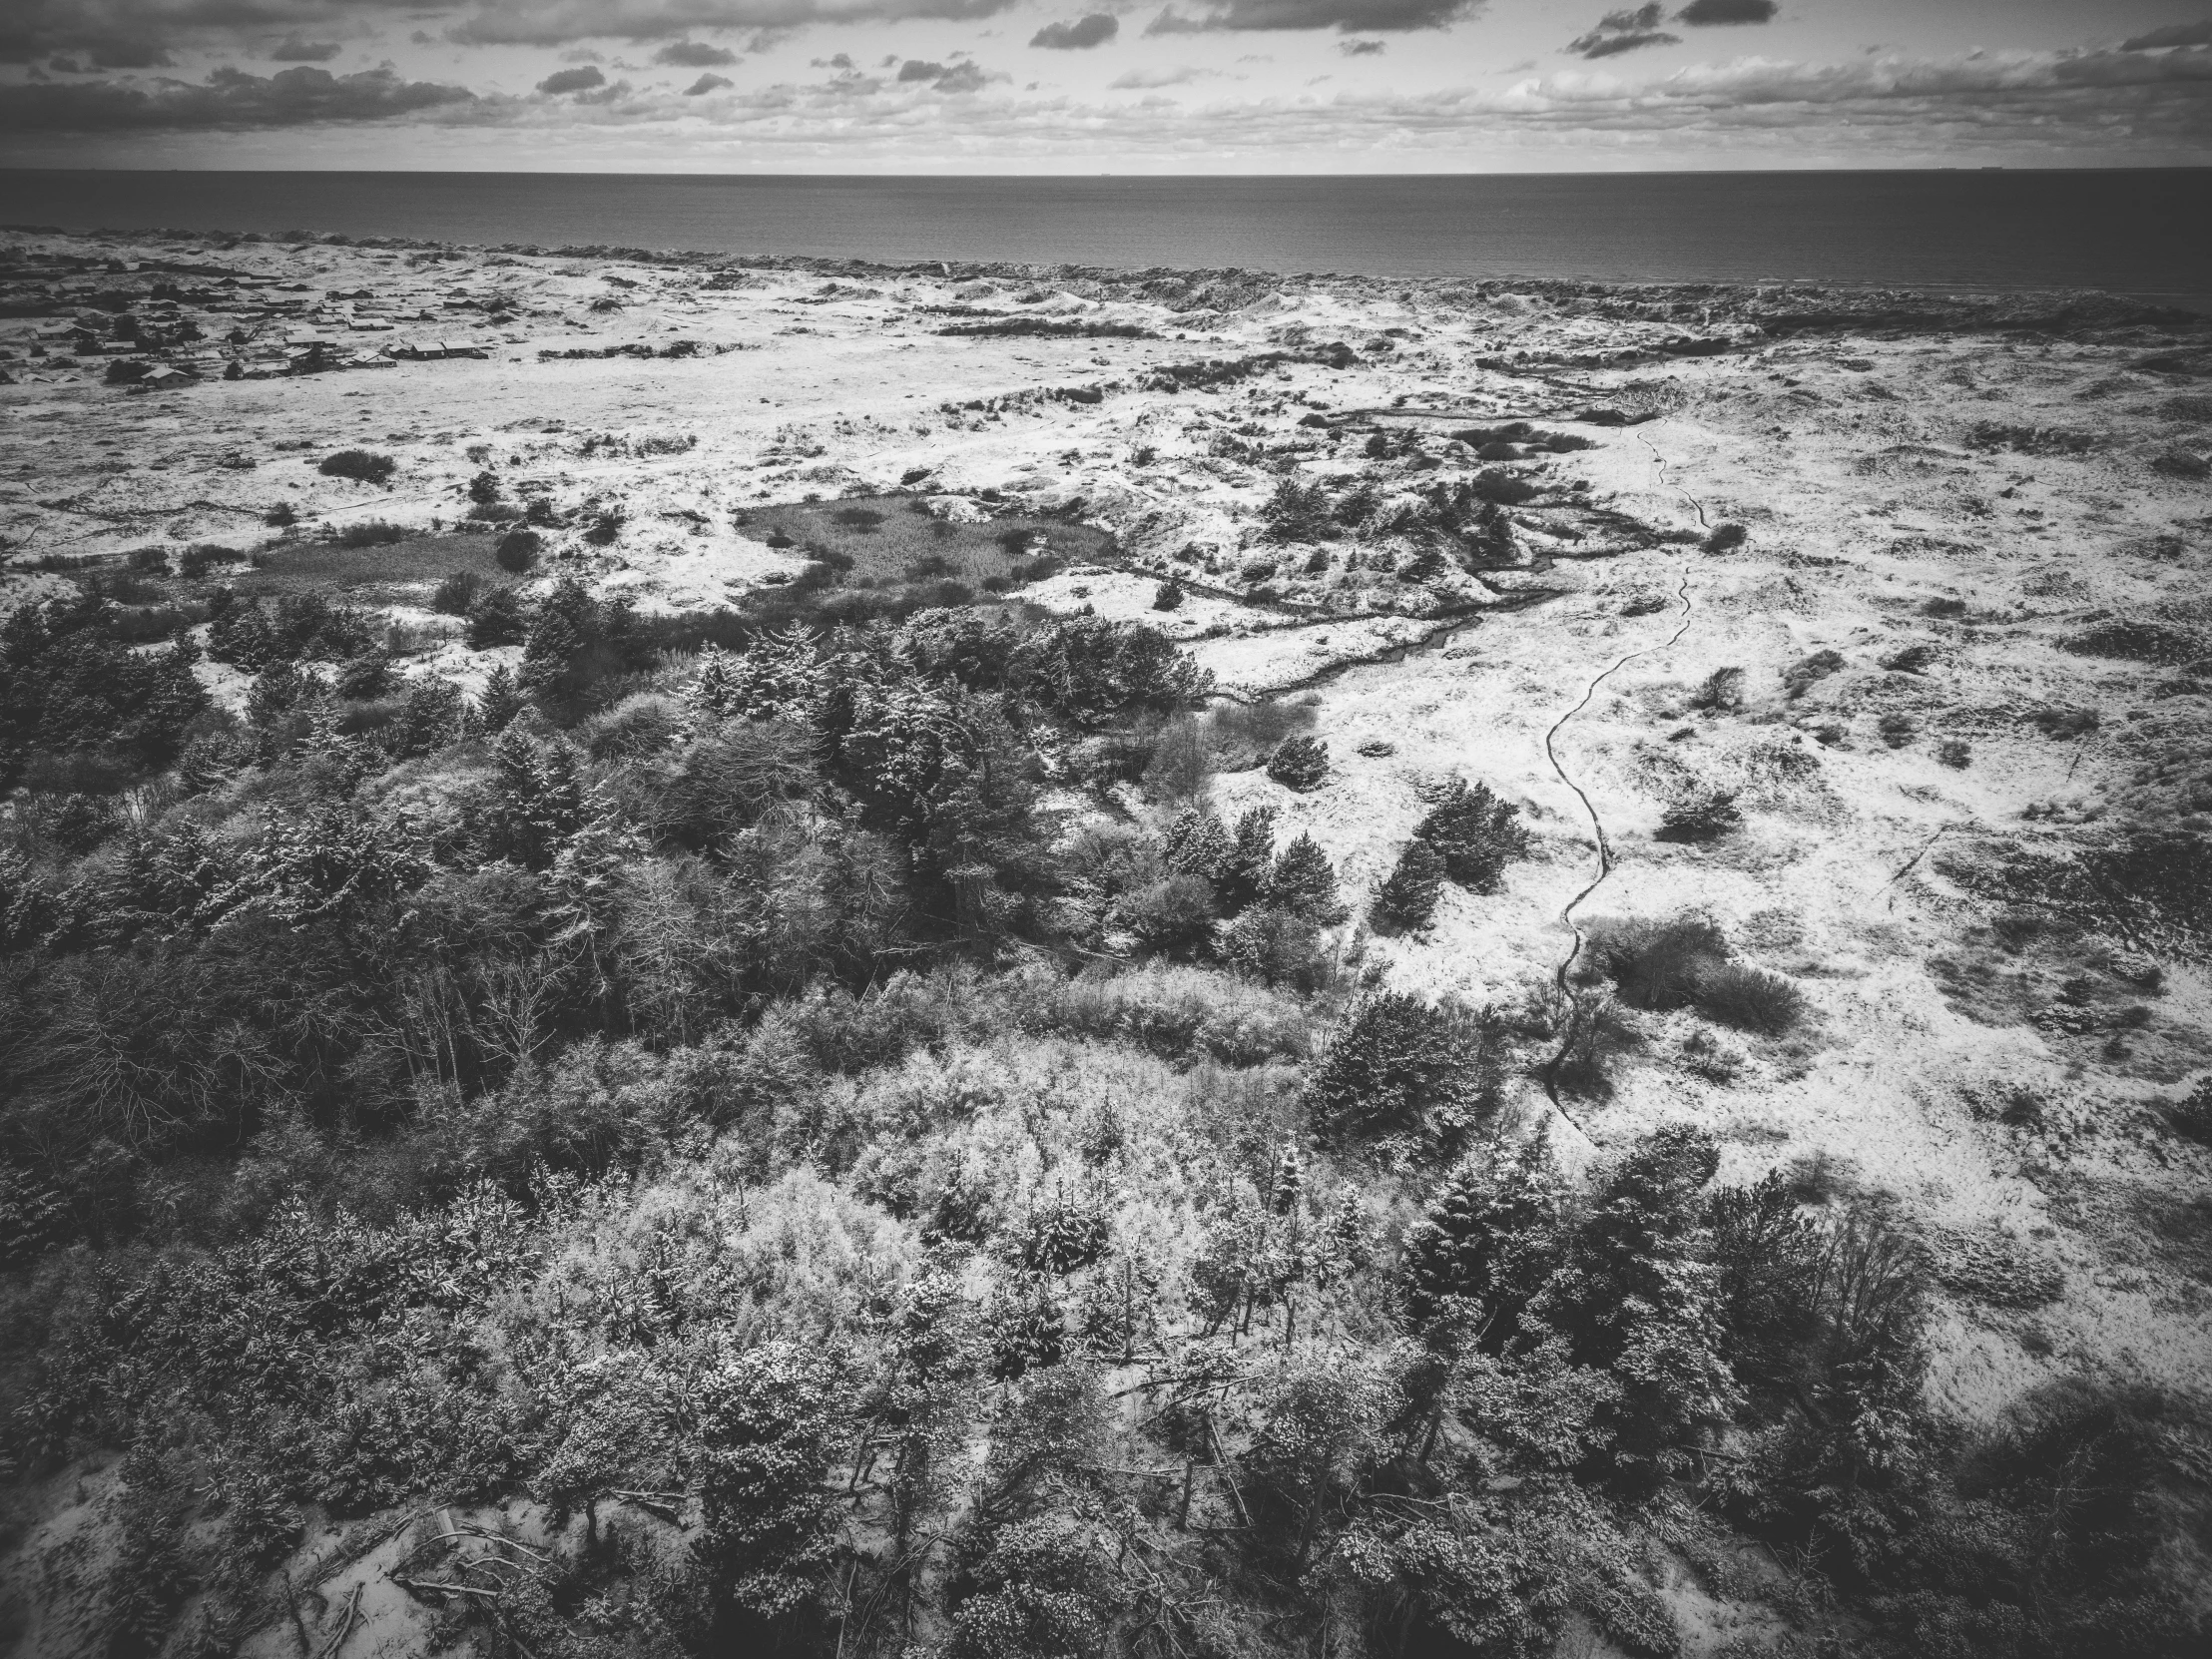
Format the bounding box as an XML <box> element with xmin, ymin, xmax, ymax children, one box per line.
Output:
<box><xmin>1216</xmin><ymin>805</ymin><xmax>1277</xmax><ymax>912</ymax></box>
<box><xmin>1374</xmin><ymin>836</ymin><xmax>1446</xmax><ymax>930</ymax></box>
<box><xmin>1414</xmin><ymin>778</ymin><xmax>1531</xmax><ymax>892</ymax></box>
<box><xmin>1265</xmin><ymin>831</ymin><xmax>1348</xmax><ymax>925</ymax></box>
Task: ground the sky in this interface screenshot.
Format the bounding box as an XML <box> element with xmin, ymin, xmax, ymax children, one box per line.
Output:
<box><xmin>0</xmin><ymin>1</ymin><xmax>2209</xmax><ymax>172</ymax></box>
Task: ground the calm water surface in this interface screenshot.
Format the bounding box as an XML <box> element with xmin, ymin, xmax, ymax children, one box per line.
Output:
<box><xmin>3</xmin><ymin>170</ymin><xmax>2206</xmax><ymax>313</ymax></box>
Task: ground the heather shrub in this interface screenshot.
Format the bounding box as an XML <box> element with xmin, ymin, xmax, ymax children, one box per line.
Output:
<box><xmin>333</xmin><ymin>519</ymin><xmax>404</xmax><ymax>549</ymax></box>
<box><xmin>1267</xmin><ymin>735</ymin><xmax>1329</xmax><ymax>791</ymax></box>
<box><xmin>1690</xmin><ymin>666</ymin><xmax>1746</xmax><ymax>713</ymax></box>
<box><xmin>432</xmin><ymin>570</ymin><xmax>486</xmax><ymax>615</ymax></box>
<box><xmin>1655</xmin><ymin>791</ymin><xmax>1742</xmax><ymax>843</ymax></box>
<box><xmin>1782</xmin><ymin>648</ymin><xmax>1846</xmax><ymax>697</ymax></box>
<box><xmin>1691</xmin><ymin>961</ymin><xmax>1808</xmax><ymax>1035</ymax></box>
<box><xmin>495</xmin><ymin>528</ymin><xmax>542</xmax><ymax>573</ymax></box>
<box><xmin>1586</xmin><ymin>914</ymin><xmax>1730</xmax><ymax>1011</ymax></box>
<box><xmin>1218</xmin><ymin>903</ymin><xmax>1335</xmax><ymax>991</ymax></box>
<box><xmin>317</xmin><ymin>449</ymin><xmax>396</xmax><ymax>486</ymax></box>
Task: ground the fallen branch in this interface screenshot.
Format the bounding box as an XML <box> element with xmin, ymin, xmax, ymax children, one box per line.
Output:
<box><xmin>393</xmin><ymin>1574</ymin><xmax>506</xmax><ymax>1603</ymax></box>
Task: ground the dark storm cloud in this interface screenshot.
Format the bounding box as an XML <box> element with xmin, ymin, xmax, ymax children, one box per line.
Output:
<box><xmin>683</xmin><ymin>71</ymin><xmax>732</xmax><ymax>92</ymax></box>
<box><xmin>1567</xmin><ymin>4</ymin><xmax>1674</xmax><ymax>58</ymax></box>
<box><xmin>445</xmin><ymin>0</ymin><xmax>1019</xmax><ymax>48</ymax></box>
<box><xmin>2122</xmin><ymin>21</ymin><xmax>2212</xmax><ymax>50</ymax></box>
<box><xmin>1030</xmin><ymin>14</ymin><xmax>1118</xmax><ymax>48</ymax></box>
<box><xmin>269</xmin><ymin>34</ymin><xmax>340</xmax><ymax>61</ymax></box>
<box><xmin>0</xmin><ymin>62</ymin><xmax>475</xmax><ymax>129</ymax></box>
<box><xmin>536</xmin><ymin>64</ymin><xmax>606</xmax><ymax>92</ymax></box>
<box><xmin>1146</xmin><ymin>0</ymin><xmax>1477</xmax><ymax>34</ymax></box>
<box><xmin>0</xmin><ymin>1</ymin><xmax>1025</xmax><ymax>60</ymax></box>
<box><xmin>894</xmin><ymin>56</ymin><xmax>989</xmax><ymax>89</ymax></box>
<box><xmin>654</xmin><ymin>40</ymin><xmax>737</xmax><ymax>65</ymax></box>
<box><xmin>1675</xmin><ymin>0</ymin><xmax>1777</xmax><ymax>24</ymax></box>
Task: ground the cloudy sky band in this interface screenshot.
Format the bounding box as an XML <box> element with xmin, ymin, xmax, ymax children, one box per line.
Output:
<box><xmin>2</xmin><ymin>1</ymin><xmax>2207</xmax><ymax>169</ymax></box>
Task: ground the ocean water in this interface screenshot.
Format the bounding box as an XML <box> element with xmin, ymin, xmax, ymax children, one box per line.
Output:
<box><xmin>3</xmin><ymin>169</ymin><xmax>2208</xmax><ymax>315</ymax></box>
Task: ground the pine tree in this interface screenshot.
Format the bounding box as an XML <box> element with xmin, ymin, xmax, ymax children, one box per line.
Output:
<box><xmin>689</xmin><ymin>644</ymin><xmax>740</xmax><ymax>721</ymax></box>
<box><xmin>1271</xmin><ymin>1141</ymin><xmax>1306</xmax><ymax>1216</ymax></box>
<box><xmin>1161</xmin><ymin>806</ymin><xmax>1230</xmax><ymax>880</ymax></box>
<box><xmin>1216</xmin><ymin>805</ymin><xmax>1276</xmax><ymax>912</ymax></box>
<box><xmin>1373</xmin><ymin>836</ymin><xmax>1445</xmax><ymax>930</ymax></box>
<box><xmin>476</xmin><ymin>664</ymin><xmax>524</xmax><ymax>732</ymax></box>
<box><xmin>483</xmin><ymin>730</ymin><xmax>587</xmax><ymax>869</ymax></box>
<box><xmin>1264</xmin><ymin>831</ymin><xmax>1347</xmax><ymax>924</ymax></box>
<box><xmin>1414</xmin><ymin>778</ymin><xmax>1530</xmax><ymax>892</ymax></box>
<box><xmin>1400</xmin><ymin>1136</ymin><xmax>1563</xmax><ymax>1344</ymax></box>
<box><xmin>692</xmin><ymin>1340</ymin><xmax>847</xmax><ymax>1642</ymax></box>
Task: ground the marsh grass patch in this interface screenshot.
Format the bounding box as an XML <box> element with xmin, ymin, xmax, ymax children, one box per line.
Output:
<box><xmin>736</xmin><ymin>494</ymin><xmax>1113</xmax><ymax>593</ymax></box>
<box><xmin>232</xmin><ymin>531</ymin><xmax>513</xmax><ymax>598</ymax></box>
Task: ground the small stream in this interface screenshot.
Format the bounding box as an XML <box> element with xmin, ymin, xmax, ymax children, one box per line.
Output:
<box><xmin>1539</xmin><ymin>431</ymin><xmax>1708</xmax><ymax>1111</ymax></box>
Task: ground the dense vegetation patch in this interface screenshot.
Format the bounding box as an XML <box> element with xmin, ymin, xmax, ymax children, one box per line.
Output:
<box><xmin>0</xmin><ymin>554</ymin><xmax>2196</xmax><ymax>1659</ymax></box>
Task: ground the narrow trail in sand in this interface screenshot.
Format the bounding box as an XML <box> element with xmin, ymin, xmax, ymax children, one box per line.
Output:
<box><xmin>1540</xmin><ymin>431</ymin><xmax>1708</xmax><ymax>1116</ymax></box>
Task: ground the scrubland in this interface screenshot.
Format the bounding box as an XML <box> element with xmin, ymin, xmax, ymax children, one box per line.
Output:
<box><xmin>1</xmin><ymin>226</ymin><xmax>2210</xmax><ymax>1659</ymax></box>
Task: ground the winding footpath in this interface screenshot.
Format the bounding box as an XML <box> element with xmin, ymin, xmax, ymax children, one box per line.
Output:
<box><xmin>1540</xmin><ymin>431</ymin><xmax>1707</xmax><ymax>1115</ymax></box>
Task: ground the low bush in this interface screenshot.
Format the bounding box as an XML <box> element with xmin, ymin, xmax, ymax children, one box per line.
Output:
<box><xmin>1655</xmin><ymin>791</ymin><xmax>1742</xmax><ymax>843</ymax></box>
<box><xmin>317</xmin><ymin>449</ymin><xmax>396</xmax><ymax>486</ymax></box>
<box><xmin>2169</xmin><ymin>1079</ymin><xmax>2212</xmax><ymax>1146</ymax></box>
<box><xmin>1937</xmin><ymin>738</ymin><xmax>1971</xmax><ymax>769</ymax></box>
<box><xmin>432</xmin><ymin>571</ymin><xmax>486</xmax><ymax>615</ymax></box>
<box><xmin>1267</xmin><ymin>735</ymin><xmax>1329</xmax><ymax>791</ymax></box>
<box><xmin>1218</xmin><ymin>904</ymin><xmax>1336</xmax><ymax>991</ymax></box>
<box><xmin>2063</xmin><ymin>619</ymin><xmax>2202</xmax><ymax>666</ymax></box>
<box><xmin>175</xmin><ymin>545</ymin><xmax>237</xmax><ymax>579</ymax></box>
<box><xmin>1691</xmin><ymin>960</ymin><xmax>1807</xmax><ymax>1035</ymax></box>
<box><xmin>1025</xmin><ymin>961</ymin><xmax>1311</xmax><ymax>1065</ymax></box>
<box><xmin>495</xmin><ymin>528</ymin><xmax>542</xmax><ymax>573</ymax></box>
<box><xmin>333</xmin><ymin>520</ymin><xmax>404</xmax><ymax>549</ymax></box>
<box><xmin>1206</xmin><ymin>698</ymin><xmax>1314</xmax><ymax>770</ymax></box>
<box><xmin>1690</xmin><ymin>666</ymin><xmax>1746</xmax><ymax>713</ymax></box>
<box><xmin>1878</xmin><ymin>711</ymin><xmax>1919</xmax><ymax>748</ymax></box>
<box><xmin>1586</xmin><ymin>914</ymin><xmax>1729</xmax><ymax>1011</ymax></box>
<box><xmin>1782</xmin><ymin>648</ymin><xmax>1846</xmax><ymax>697</ymax></box>
<box><xmin>1704</xmin><ymin>522</ymin><xmax>1748</xmax><ymax>552</ymax></box>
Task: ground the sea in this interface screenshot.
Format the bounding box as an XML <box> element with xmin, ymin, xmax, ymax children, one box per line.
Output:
<box><xmin>3</xmin><ymin>169</ymin><xmax>2208</xmax><ymax>316</ymax></box>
